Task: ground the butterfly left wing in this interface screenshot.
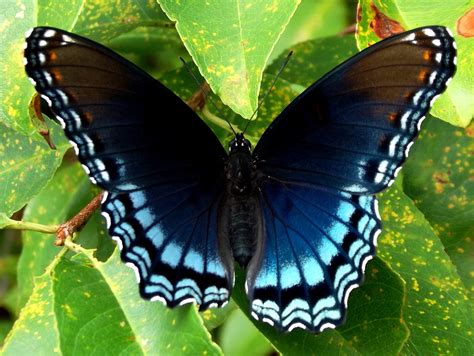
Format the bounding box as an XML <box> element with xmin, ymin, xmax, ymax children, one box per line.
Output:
<box><xmin>24</xmin><ymin>27</ymin><xmax>234</xmax><ymax>309</ymax></box>
<box><xmin>247</xmin><ymin>26</ymin><xmax>456</xmax><ymax>332</ymax></box>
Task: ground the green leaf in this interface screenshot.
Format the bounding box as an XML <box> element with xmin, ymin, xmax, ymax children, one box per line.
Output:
<box><xmin>200</xmin><ymin>300</ymin><xmax>237</xmax><ymax>331</ymax></box>
<box><xmin>356</xmin><ymin>0</ymin><xmax>473</xmax><ymax>127</ymax></box>
<box><xmin>7</xmin><ymin>247</ymin><xmax>223</xmax><ymax>354</ymax></box>
<box><xmin>158</xmin><ymin>0</ymin><xmax>301</xmax><ymax>118</ymax></box>
<box><xmin>39</xmin><ymin>0</ymin><xmax>171</xmax><ymax>42</ymax></box>
<box><xmin>107</xmin><ymin>26</ymin><xmax>183</xmax><ymax>54</ymax></box>
<box><xmin>0</xmin><ymin>123</ymin><xmax>69</xmax><ymax>217</ymax></box>
<box><xmin>403</xmin><ymin>118</ymin><xmax>474</xmax><ymax>298</ymax></box>
<box><xmin>2</xmin><ymin>273</ymin><xmax>60</xmax><ymax>355</ymax></box>
<box><xmin>218</xmin><ymin>309</ymin><xmax>274</xmax><ymax>356</ymax></box>
<box><xmin>16</xmin><ymin>163</ymin><xmax>93</xmax><ymax>309</ymax></box>
<box><xmin>270</xmin><ymin>0</ymin><xmax>350</xmax><ymax>61</ymax></box>
<box><xmin>0</xmin><ymin>0</ymin><xmax>36</xmax><ymax>133</ymax></box>
<box><xmin>378</xmin><ymin>185</ymin><xmax>473</xmax><ymax>354</ymax></box>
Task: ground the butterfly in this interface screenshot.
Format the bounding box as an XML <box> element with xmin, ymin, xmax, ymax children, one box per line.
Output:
<box><xmin>24</xmin><ymin>26</ymin><xmax>456</xmax><ymax>332</ymax></box>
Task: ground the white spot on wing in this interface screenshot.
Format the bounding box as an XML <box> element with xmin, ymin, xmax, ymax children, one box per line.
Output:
<box><xmin>432</xmin><ymin>39</ymin><xmax>441</xmax><ymax>47</ymax></box>
<box><xmin>405</xmin><ymin>33</ymin><xmax>416</xmax><ymax>41</ymax></box>
<box><xmin>126</xmin><ymin>262</ymin><xmax>141</xmax><ymax>283</ymax></box>
<box><xmin>179</xmin><ymin>298</ymin><xmax>196</xmax><ymax>306</ymax></box>
<box><xmin>262</xmin><ymin>317</ymin><xmax>275</xmax><ymax>326</ymax></box>
<box><xmin>319</xmin><ymin>322</ymin><xmax>336</xmax><ymax>332</ymax></box>
<box><xmin>288</xmin><ymin>322</ymin><xmax>306</xmax><ymax>332</ymax></box>
<box><xmin>361</xmin><ymin>255</ymin><xmax>373</xmax><ymax>273</ymax></box>
<box><xmin>150</xmin><ymin>295</ymin><xmax>168</xmax><ymax>306</ymax></box>
<box><xmin>405</xmin><ymin>141</ymin><xmax>414</xmax><ymax>156</ymax></box>
<box><xmin>43</xmin><ymin>29</ymin><xmax>56</xmax><ymax>38</ymax></box>
<box><xmin>38</xmin><ymin>40</ymin><xmax>48</xmax><ymax>47</ymax></box>
<box><xmin>101</xmin><ymin>191</ymin><xmax>109</xmax><ymax>204</ymax></box>
<box><xmin>112</xmin><ymin>236</ymin><xmax>123</xmax><ymax>251</ymax></box>
<box><xmin>435</xmin><ymin>52</ymin><xmax>442</xmax><ymax>63</ymax></box>
<box><xmin>101</xmin><ymin>211</ymin><xmax>111</xmax><ymax>229</ymax></box>
<box><xmin>344</xmin><ymin>283</ymin><xmax>359</xmax><ymax>307</ymax></box>
<box><xmin>422</xmin><ymin>28</ymin><xmax>436</xmax><ymax>37</ymax></box>
<box><xmin>373</xmin><ymin>229</ymin><xmax>382</xmax><ymax>247</ymax></box>
<box><xmin>38</xmin><ymin>53</ymin><xmax>46</xmax><ymax>64</ymax></box>
<box><xmin>374</xmin><ymin>199</ymin><xmax>381</xmax><ymax>220</ymax></box>
<box><xmin>40</xmin><ymin>94</ymin><xmax>52</xmax><ymax>107</ymax></box>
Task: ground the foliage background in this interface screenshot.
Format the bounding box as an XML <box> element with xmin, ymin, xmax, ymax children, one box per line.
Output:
<box><xmin>0</xmin><ymin>0</ymin><xmax>473</xmax><ymax>355</ymax></box>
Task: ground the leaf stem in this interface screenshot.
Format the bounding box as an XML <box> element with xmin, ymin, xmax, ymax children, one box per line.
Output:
<box><xmin>2</xmin><ymin>218</ymin><xmax>58</xmax><ymax>234</ymax></box>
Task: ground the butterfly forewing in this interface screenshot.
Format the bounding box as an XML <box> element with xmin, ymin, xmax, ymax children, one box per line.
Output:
<box><xmin>24</xmin><ymin>27</ymin><xmax>234</xmax><ymax>309</ymax></box>
<box><xmin>254</xmin><ymin>26</ymin><xmax>456</xmax><ymax>194</ymax></box>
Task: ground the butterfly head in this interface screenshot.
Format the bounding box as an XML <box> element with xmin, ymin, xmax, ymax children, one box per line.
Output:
<box><xmin>229</xmin><ymin>133</ymin><xmax>251</xmax><ymax>154</ymax></box>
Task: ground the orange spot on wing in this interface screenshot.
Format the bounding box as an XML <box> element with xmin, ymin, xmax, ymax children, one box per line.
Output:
<box><xmin>49</xmin><ymin>51</ymin><xmax>57</xmax><ymax>61</ymax></box>
<box><xmin>50</xmin><ymin>69</ymin><xmax>62</xmax><ymax>82</ymax></box>
<box><xmin>388</xmin><ymin>113</ymin><xmax>398</xmax><ymax>122</ymax></box>
<box><xmin>83</xmin><ymin>111</ymin><xmax>94</xmax><ymax>124</ymax></box>
<box><xmin>423</xmin><ymin>51</ymin><xmax>431</xmax><ymax>60</ymax></box>
<box><xmin>418</xmin><ymin>70</ymin><xmax>428</xmax><ymax>83</ymax></box>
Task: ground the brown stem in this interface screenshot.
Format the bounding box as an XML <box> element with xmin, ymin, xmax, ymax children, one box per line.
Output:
<box><xmin>55</xmin><ymin>192</ymin><xmax>104</xmax><ymax>246</ymax></box>
<box><xmin>186</xmin><ymin>82</ymin><xmax>211</xmax><ymax>111</ymax></box>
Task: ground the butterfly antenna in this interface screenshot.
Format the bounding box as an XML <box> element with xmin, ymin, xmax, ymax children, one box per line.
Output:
<box><xmin>179</xmin><ymin>57</ymin><xmax>237</xmax><ymax>136</ymax></box>
<box><xmin>242</xmin><ymin>51</ymin><xmax>293</xmax><ymax>135</ymax></box>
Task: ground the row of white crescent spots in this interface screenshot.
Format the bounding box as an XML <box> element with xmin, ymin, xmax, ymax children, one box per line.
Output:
<box><xmin>100</xmin><ymin>193</ymin><xmax>229</xmax><ymax>310</ymax></box>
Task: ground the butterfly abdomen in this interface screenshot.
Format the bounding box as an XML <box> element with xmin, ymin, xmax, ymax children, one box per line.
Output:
<box><xmin>226</xmin><ymin>194</ymin><xmax>260</xmax><ymax>267</ymax></box>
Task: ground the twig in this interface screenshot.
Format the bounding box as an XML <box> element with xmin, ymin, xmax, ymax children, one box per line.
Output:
<box><xmin>55</xmin><ymin>192</ymin><xmax>104</xmax><ymax>246</ymax></box>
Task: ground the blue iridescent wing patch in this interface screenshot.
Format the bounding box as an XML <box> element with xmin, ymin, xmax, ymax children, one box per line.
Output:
<box><xmin>24</xmin><ymin>27</ymin><xmax>234</xmax><ymax>308</ymax></box>
<box><xmin>247</xmin><ymin>180</ymin><xmax>380</xmax><ymax>332</ymax></box>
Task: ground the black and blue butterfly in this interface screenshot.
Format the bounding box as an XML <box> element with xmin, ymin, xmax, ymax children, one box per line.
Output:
<box><xmin>24</xmin><ymin>26</ymin><xmax>456</xmax><ymax>332</ymax></box>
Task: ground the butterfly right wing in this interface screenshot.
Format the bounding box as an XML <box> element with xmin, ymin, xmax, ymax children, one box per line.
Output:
<box><xmin>24</xmin><ymin>27</ymin><xmax>234</xmax><ymax>308</ymax></box>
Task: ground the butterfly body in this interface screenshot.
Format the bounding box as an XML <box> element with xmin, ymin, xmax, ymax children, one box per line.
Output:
<box><xmin>221</xmin><ymin>134</ymin><xmax>260</xmax><ymax>267</ymax></box>
<box><xmin>24</xmin><ymin>26</ymin><xmax>456</xmax><ymax>332</ymax></box>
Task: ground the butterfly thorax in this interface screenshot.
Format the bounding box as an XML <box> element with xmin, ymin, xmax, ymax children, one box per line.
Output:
<box><xmin>221</xmin><ymin>134</ymin><xmax>260</xmax><ymax>267</ymax></box>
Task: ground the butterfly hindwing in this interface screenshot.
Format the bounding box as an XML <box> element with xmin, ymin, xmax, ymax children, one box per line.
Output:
<box><xmin>247</xmin><ymin>180</ymin><xmax>381</xmax><ymax>332</ymax></box>
<box><xmin>254</xmin><ymin>26</ymin><xmax>456</xmax><ymax>194</ymax></box>
<box><xmin>24</xmin><ymin>27</ymin><xmax>234</xmax><ymax>308</ymax></box>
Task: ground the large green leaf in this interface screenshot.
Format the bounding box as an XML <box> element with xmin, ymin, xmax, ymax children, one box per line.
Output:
<box><xmin>356</xmin><ymin>0</ymin><xmax>473</xmax><ymax>127</ymax></box>
<box><xmin>5</xmin><ymin>249</ymin><xmax>223</xmax><ymax>355</ymax></box>
<box><xmin>0</xmin><ymin>124</ymin><xmax>69</xmax><ymax>217</ymax></box>
<box><xmin>0</xmin><ymin>0</ymin><xmax>36</xmax><ymax>133</ymax></box>
<box><xmin>403</xmin><ymin>118</ymin><xmax>474</xmax><ymax>298</ymax></box>
<box><xmin>2</xmin><ymin>273</ymin><xmax>60</xmax><ymax>354</ymax></box>
<box><xmin>158</xmin><ymin>0</ymin><xmax>301</xmax><ymax>119</ymax></box>
<box><xmin>378</xmin><ymin>184</ymin><xmax>473</xmax><ymax>354</ymax></box>
<box><xmin>16</xmin><ymin>163</ymin><xmax>96</xmax><ymax>309</ymax></box>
